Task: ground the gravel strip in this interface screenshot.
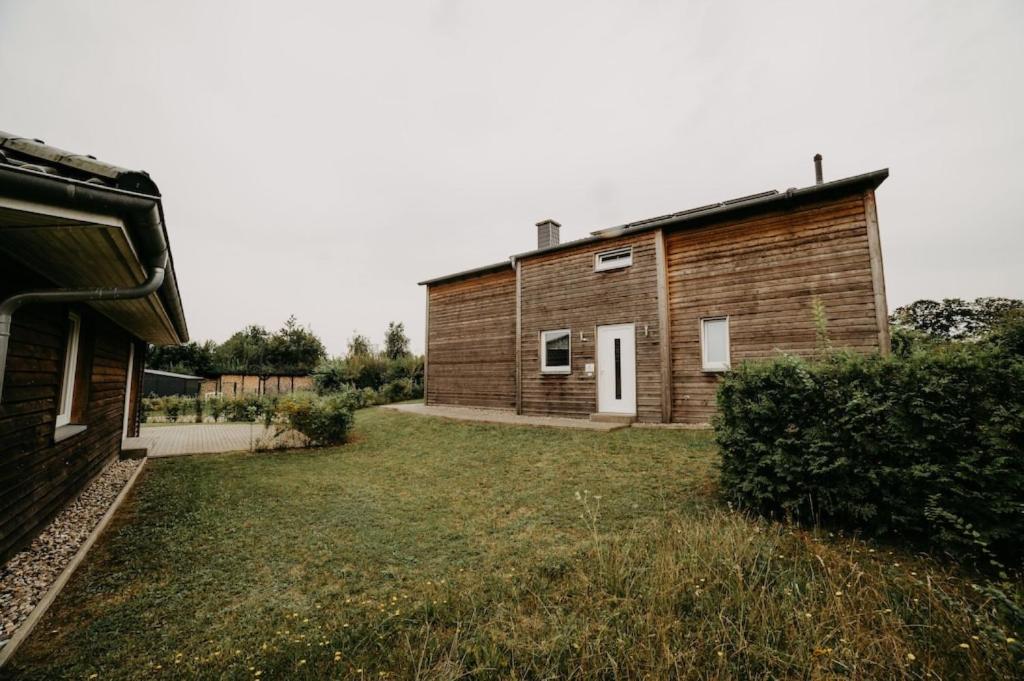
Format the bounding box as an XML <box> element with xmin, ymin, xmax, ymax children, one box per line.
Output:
<box><xmin>0</xmin><ymin>458</ymin><xmax>141</xmax><ymax>648</ymax></box>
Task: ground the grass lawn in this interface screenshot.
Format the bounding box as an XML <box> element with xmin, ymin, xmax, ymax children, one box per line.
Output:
<box><xmin>5</xmin><ymin>410</ymin><xmax>1020</xmax><ymax>679</ymax></box>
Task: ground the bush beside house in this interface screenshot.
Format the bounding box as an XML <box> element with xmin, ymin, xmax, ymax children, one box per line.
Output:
<box><xmin>716</xmin><ymin>320</ymin><xmax>1024</xmax><ymax>567</ymax></box>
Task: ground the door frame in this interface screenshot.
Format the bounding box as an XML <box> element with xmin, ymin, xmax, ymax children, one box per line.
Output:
<box><xmin>596</xmin><ymin>322</ymin><xmax>637</xmax><ymax>415</ymax></box>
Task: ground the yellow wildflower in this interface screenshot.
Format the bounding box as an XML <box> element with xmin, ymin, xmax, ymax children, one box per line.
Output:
<box><xmin>906</xmin><ymin>653</ymin><xmax>916</xmax><ymax>662</ymax></box>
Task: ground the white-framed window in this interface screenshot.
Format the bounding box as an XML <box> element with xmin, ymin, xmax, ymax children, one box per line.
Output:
<box><xmin>540</xmin><ymin>329</ymin><xmax>571</xmax><ymax>374</ymax></box>
<box><xmin>594</xmin><ymin>246</ymin><xmax>633</xmax><ymax>272</ymax></box>
<box><xmin>56</xmin><ymin>311</ymin><xmax>82</xmax><ymax>428</ymax></box>
<box><xmin>700</xmin><ymin>316</ymin><xmax>730</xmax><ymax>372</ymax></box>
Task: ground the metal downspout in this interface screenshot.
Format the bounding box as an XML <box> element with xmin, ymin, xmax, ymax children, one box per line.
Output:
<box><xmin>0</xmin><ymin>258</ymin><xmax>166</xmax><ymax>403</ymax></box>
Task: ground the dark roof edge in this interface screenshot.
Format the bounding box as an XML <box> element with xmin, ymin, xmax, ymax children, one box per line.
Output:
<box><xmin>144</xmin><ymin>368</ymin><xmax>203</xmax><ymax>379</ymax></box>
<box><xmin>0</xmin><ymin>162</ymin><xmax>188</xmax><ymax>343</ymax></box>
<box><xmin>420</xmin><ymin>167</ymin><xmax>888</xmax><ymax>287</ymax></box>
<box><xmin>0</xmin><ymin>131</ymin><xmax>160</xmax><ymax>195</ymax></box>
<box><xmin>511</xmin><ymin>168</ymin><xmax>889</xmax><ymax>260</ymax></box>
<box><xmin>418</xmin><ymin>260</ymin><xmax>513</xmax><ymax>287</ymax></box>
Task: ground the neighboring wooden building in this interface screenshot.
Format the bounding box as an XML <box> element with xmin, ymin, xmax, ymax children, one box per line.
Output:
<box><xmin>200</xmin><ymin>373</ymin><xmax>313</xmax><ymax>397</ymax></box>
<box><xmin>143</xmin><ymin>369</ymin><xmax>202</xmax><ymax>397</ymax></box>
<box><xmin>421</xmin><ymin>161</ymin><xmax>890</xmax><ymax>425</ymax></box>
<box><xmin>0</xmin><ymin>132</ymin><xmax>188</xmax><ymax>562</ymax></box>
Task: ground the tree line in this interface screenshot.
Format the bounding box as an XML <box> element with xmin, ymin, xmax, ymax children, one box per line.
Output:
<box><xmin>147</xmin><ymin>316</ymin><xmax>414</xmax><ymax>376</ymax></box>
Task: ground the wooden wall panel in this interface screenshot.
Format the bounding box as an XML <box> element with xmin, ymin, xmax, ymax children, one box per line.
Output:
<box><xmin>519</xmin><ymin>233</ymin><xmax>662</xmax><ymax>422</ymax></box>
<box><xmin>0</xmin><ymin>254</ymin><xmax>134</xmax><ymax>563</ymax></box>
<box><xmin>426</xmin><ymin>268</ymin><xmax>517</xmax><ymax>409</ymax></box>
<box><xmin>665</xmin><ymin>193</ymin><xmax>884</xmax><ymax>425</ymax></box>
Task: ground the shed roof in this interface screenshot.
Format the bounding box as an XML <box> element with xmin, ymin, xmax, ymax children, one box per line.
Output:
<box><xmin>144</xmin><ymin>368</ymin><xmax>204</xmax><ymax>380</ymax></box>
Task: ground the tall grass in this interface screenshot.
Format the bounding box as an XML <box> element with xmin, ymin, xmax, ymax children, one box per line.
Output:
<box><xmin>391</xmin><ymin>503</ymin><xmax>1021</xmax><ymax>679</ymax></box>
<box><xmin>6</xmin><ymin>412</ymin><xmax>1020</xmax><ymax>680</ymax></box>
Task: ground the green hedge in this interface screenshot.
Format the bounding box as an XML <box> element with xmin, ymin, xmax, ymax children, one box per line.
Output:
<box><xmin>277</xmin><ymin>391</ymin><xmax>354</xmax><ymax>446</ymax></box>
<box><xmin>715</xmin><ymin>345</ymin><xmax>1024</xmax><ymax>566</ymax></box>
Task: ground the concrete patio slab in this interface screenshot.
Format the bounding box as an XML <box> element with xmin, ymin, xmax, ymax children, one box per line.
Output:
<box><xmin>382</xmin><ymin>403</ymin><xmax>629</xmax><ymax>431</ymax></box>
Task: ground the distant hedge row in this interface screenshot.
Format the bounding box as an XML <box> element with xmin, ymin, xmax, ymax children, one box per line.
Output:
<box><xmin>716</xmin><ymin>340</ymin><xmax>1024</xmax><ymax>566</ymax></box>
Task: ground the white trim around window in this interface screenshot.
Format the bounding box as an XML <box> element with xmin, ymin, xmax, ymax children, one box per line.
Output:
<box><xmin>700</xmin><ymin>316</ymin><xmax>731</xmax><ymax>372</ymax></box>
<box><xmin>594</xmin><ymin>246</ymin><xmax>633</xmax><ymax>272</ymax></box>
<box><xmin>56</xmin><ymin>311</ymin><xmax>81</xmax><ymax>428</ymax></box>
<box><xmin>540</xmin><ymin>328</ymin><xmax>571</xmax><ymax>374</ymax></box>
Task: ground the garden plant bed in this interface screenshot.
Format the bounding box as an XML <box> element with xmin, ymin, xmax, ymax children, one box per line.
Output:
<box><xmin>0</xmin><ymin>458</ymin><xmax>142</xmax><ymax>659</ymax></box>
<box><xmin>3</xmin><ymin>410</ymin><xmax>1021</xmax><ymax>679</ymax></box>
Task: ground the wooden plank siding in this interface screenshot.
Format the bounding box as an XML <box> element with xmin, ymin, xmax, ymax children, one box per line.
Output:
<box><xmin>426</xmin><ymin>268</ymin><xmax>517</xmax><ymax>409</ymax></box>
<box><xmin>0</xmin><ymin>254</ymin><xmax>136</xmax><ymax>563</ymax></box>
<box><xmin>664</xmin><ymin>192</ymin><xmax>884</xmax><ymax>425</ymax></box>
<box><xmin>518</xmin><ymin>233</ymin><xmax>663</xmax><ymax>422</ymax></box>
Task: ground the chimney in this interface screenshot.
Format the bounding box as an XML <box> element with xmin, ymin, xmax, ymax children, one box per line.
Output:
<box><xmin>813</xmin><ymin>153</ymin><xmax>823</xmax><ymax>185</ymax></box>
<box><xmin>536</xmin><ymin>219</ymin><xmax>561</xmax><ymax>249</ymax></box>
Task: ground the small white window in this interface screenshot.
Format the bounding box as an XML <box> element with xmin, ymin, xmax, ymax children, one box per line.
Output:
<box><xmin>56</xmin><ymin>311</ymin><xmax>81</xmax><ymax>428</ymax></box>
<box><xmin>540</xmin><ymin>329</ymin><xmax>571</xmax><ymax>374</ymax></box>
<box><xmin>594</xmin><ymin>247</ymin><xmax>633</xmax><ymax>272</ymax></box>
<box><xmin>701</xmin><ymin>317</ymin><xmax>730</xmax><ymax>372</ymax></box>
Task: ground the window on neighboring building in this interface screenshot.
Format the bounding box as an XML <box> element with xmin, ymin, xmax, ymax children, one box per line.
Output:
<box><xmin>701</xmin><ymin>317</ymin><xmax>730</xmax><ymax>372</ymax></box>
<box><xmin>541</xmin><ymin>329</ymin><xmax>571</xmax><ymax>373</ymax></box>
<box><xmin>594</xmin><ymin>246</ymin><xmax>633</xmax><ymax>272</ymax></box>
<box><xmin>56</xmin><ymin>311</ymin><xmax>81</xmax><ymax>428</ymax></box>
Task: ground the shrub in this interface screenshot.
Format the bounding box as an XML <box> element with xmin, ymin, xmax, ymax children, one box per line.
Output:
<box><xmin>208</xmin><ymin>396</ymin><xmax>226</xmax><ymax>423</ymax></box>
<box><xmin>313</xmin><ymin>354</ymin><xmax>423</xmax><ymax>396</ymax></box>
<box><xmin>384</xmin><ymin>354</ymin><xmax>424</xmax><ymax>384</ymax></box>
<box><xmin>164</xmin><ymin>397</ymin><xmax>182</xmax><ymax>423</ymax></box>
<box><xmin>312</xmin><ymin>358</ymin><xmax>349</xmax><ymax>394</ymax></box>
<box><xmin>380</xmin><ymin>378</ymin><xmax>416</xmax><ymax>403</ymax></box>
<box><xmin>192</xmin><ymin>396</ymin><xmax>204</xmax><ymax>423</ymax></box>
<box><xmin>715</xmin><ymin>345</ymin><xmax>1024</xmax><ymax>566</ymax></box>
<box><xmin>261</xmin><ymin>396</ymin><xmax>279</xmax><ymax>427</ymax></box>
<box><xmin>360</xmin><ymin>386</ymin><xmax>380</xmax><ymax>407</ymax></box>
<box><xmin>224</xmin><ymin>394</ymin><xmax>270</xmax><ymax>422</ymax></box>
<box><xmin>989</xmin><ymin>309</ymin><xmax>1024</xmax><ymax>357</ymax></box>
<box><xmin>276</xmin><ymin>391</ymin><xmax>354</xmax><ymax>446</ymax></box>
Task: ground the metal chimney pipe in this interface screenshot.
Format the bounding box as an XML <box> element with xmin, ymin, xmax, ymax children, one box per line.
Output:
<box><xmin>814</xmin><ymin>154</ymin><xmax>823</xmax><ymax>185</ymax></box>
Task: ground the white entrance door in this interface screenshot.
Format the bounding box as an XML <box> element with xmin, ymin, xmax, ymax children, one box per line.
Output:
<box><xmin>597</xmin><ymin>323</ymin><xmax>636</xmax><ymax>415</ymax></box>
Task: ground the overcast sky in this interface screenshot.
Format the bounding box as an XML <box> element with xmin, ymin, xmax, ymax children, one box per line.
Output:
<box><xmin>1</xmin><ymin>1</ymin><xmax>1021</xmax><ymax>354</ymax></box>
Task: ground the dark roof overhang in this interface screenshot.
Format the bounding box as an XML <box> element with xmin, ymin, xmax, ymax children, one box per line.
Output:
<box><xmin>418</xmin><ymin>167</ymin><xmax>888</xmax><ymax>287</ymax></box>
<box><xmin>511</xmin><ymin>168</ymin><xmax>889</xmax><ymax>260</ymax></box>
<box><xmin>0</xmin><ymin>161</ymin><xmax>188</xmax><ymax>344</ymax></box>
<box><xmin>417</xmin><ymin>260</ymin><xmax>514</xmax><ymax>287</ymax></box>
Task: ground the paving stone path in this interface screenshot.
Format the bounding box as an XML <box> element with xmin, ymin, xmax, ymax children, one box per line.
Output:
<box><xmin>139</xmin><ymin>423</ymin><xmax>300</xmax><ymax>457</ymax></box>
<box><xmin>382</xmin><ymin>403</ymin><xmax>629</xmax><ymax>431</ymax></box>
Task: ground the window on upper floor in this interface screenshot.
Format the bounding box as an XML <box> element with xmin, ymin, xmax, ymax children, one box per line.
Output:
<box><xmin>594</xmin><ymin>246</ymin><xmax>633</xmax><ymax>272</ymax></box>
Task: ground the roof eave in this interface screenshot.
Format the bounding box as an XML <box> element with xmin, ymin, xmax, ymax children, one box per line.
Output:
<box><xmin>417</xmin><ymin>260</ymin><xmax>514</xmax><ymax>287</ymax></box>
<box><xmin>0</xmin><ymin>163</ymin><xmax>188</xmax><ymax>344</ymax></box>
<box><xmin>420</xmin><ymin>167</ymin><xmax>889</xmax><ymax>285</ymax></box>
<box><xmin>510</xmin><ymin>168</ymin><xmax>889</xmax><ymax>260</ymax></box>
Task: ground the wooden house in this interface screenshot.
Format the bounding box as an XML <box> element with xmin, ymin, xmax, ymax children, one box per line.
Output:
<box><xmin>0</xmin><ymin>132</ymin><xmax>188</xmax><ymax>562</ymax></box>
<box><xmin>421</xmin><ymin>160</ymin><xmax>889</xmax><ymax>425</ymax></box>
